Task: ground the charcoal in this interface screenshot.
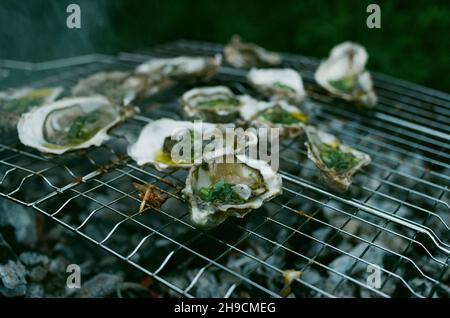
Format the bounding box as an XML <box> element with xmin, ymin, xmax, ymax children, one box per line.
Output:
<box><xmin>0</xmin><ymin>199</ymin><xmax>37</xmax><ymax>245</ymax></box>
<box><xmin>0</xmin><ymin>234</ymin><xmax>27</xmax><ymax>297</ymax></box>
<box><xmin>26</xmin><ymin>283</ymin><xmax>45</xmax><ymax>298</ymax></box>
<box><xmin>74</xmin><ymin>273</ymin><xmax>123</xmax><ymax>298</ymax></box>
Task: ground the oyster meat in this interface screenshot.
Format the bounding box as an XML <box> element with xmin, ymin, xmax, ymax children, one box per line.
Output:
<box><xmin>0</xmin><ymin>86</ymin><xmax>63</xmax><ymax>132</ymax></box>
<box><xmin>247</xmin><ymin>68</ymin><xmax>306</xmax><ymax>105</ymax></box>
<box><xmin>224</xmin><ymin>35</ymin><xmax>282</xmax><ymax>68</ymax></box>
<box><xmin>304</xmin><ymin>126</ymin><xmax>371</xmax><ymax>192</ymax></box>
<box><xmin>127</xmin><ymin>119</ymin><xmax>218</xmax><ymax>170</ymax></box>
<box><xmin>183</xmin><ymin>153</ymin><xmax>282</xmax><ymax>228</ymax></box>
<box><xmin>181</xmin><ymin>86</ymin><xmax>258</xmax><ymax>123</ymax></box>
<box><xmin>314</xmin><ymin>41</ymin><xmax>377</xmax><ymax>108</ymax></box>
<box><xmin>18</xmin><ymin>96</ymin><xmax>126</xmax><ymax>154</ymax></box>
<box><xmin>240</xmin><ymin>100</ymin><xmax>308</xmax><ymax>137</ymax></box>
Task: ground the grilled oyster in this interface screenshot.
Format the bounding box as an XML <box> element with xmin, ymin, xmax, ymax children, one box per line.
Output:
<box><xmin>72</xmin><ymin>71</ymin><xmax>141</xmax><ymax>105</ymax></box>
<box><xmin>315</xmin><ymin>42</ymin><xmax>377</xmax><ymax>108</ymax></box>
<box><xmin>183</xmin><ymin>153</ymin><xmax>282</xmax><ymax>228</ymax></box>
<box><xmin>304</xmin><ymin>126</ymin><xmax>371</xmax><ymax>192</ymax></box>
<box><xmin>224</xmin><ymin>35</ymin><xmax>281</xmax><ymax>68</ymax></box>
<box><xmin>0</xmin><ymin>86</ymin><xmax>62</xmax><ymax>132</ymax></box>
<box><xmin>181</xmin><ymin>86</ymin><xmax>258</xmax><ymax>123</ymax></box>
<box><xmin>247</xmin><ymin>68</ymin><xmax>306</xmax><ymax>105</ymax></box>
<box><xmin>127</xmin><ymin>119</ymin><xmax>218</xmax><ymax>170</ymax></box>
<box><xmin>240</xmin><ymin>100</ymin><xmax>308</xmax><ymax>138</ymax></box>
<box><xmin>135</xmin><ymin>55</ymin><xmax>222</xmax><ymax>82</ymax></box>
<box><xmin>18</xmin><ymin>96</ymin><xmax>127</xmax><ymax>154</ymax></box>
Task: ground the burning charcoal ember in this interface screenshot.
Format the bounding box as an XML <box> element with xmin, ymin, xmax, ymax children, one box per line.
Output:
<box><xmin>0</xmin><ymin>234</ymin><xmax>27</xmax><ymax>297</ymax></box>
<box><xmin>19</xmin><ymin>252</ymin><xmax>50</xmax><ymax>283</ymax></box>
<box><xmin>0</xmin><ymin>199</ymin><xmax>37</xmax><ymax>245</ymax></box>
<box><xmin>74</xmin><ymin>273</ymin><xmax>123</xmax><ymax>298</ymax></box>
<box><xmin>280</xmin><ymin>269</ymin><xmax>302</xmax><ymax>297</ymax></box>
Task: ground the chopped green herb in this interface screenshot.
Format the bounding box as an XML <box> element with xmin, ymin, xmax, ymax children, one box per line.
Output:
<box><xmin>197</xmin><ymin>97</ymin><xmax>240</xmax><ymax>108</ymax></box>
<box><xmin>273</xmin><ymin>82</ymin><xmax>295</xmax><ymax>92</ymax></box>
<box><xmin>328</xmin><ymin>75</ymin><xmax>355</xmax><ymax>94</ymax></box>
<box><xmin>318</xmin><ymin>143</ymin><xmax>360</xmax><ymax>173</ymax></box>
<box><xmin>67</xmin><ymin>110</ymin><xmax>102</xmax><ymax>142</ymax></box>
<box><xmin>260</xmin><ymin>106</ymin><xmax>306</xmax><ymax>125</ymax></box>
<box><xmin>197</xmin><ymin>179</ymin><xmax>245</xmax><ymax>204</ymax></box>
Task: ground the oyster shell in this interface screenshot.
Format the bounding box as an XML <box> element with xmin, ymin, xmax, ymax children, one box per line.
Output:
<box><xmin>314</xmin><ymin>42</ymin><xmax>377</xmax><ymax>108</ymax></box>
<box><xmin>181</xmin><ymin>86</ymin><xmax>258</xmax><ymax>123</ymax></box>
<box><xmin>127</xmin><ymin>119</ymin><xmax>218</xmax><ymax>170</ymax></box>
<box><xmin>224</xmin><ymin>35</ymin><xmax>281</xmax><ymax>68</ymax></box>
<box><xmin>240</xmin><ymin>100</ymin><xmax>308</xmax><ymax>138</ymax></box>
<box><xmin>18</xmin><ymin>96</ymin><xmax>126</xmax><ymax>154</ymax></box>
<box><xmin>72</xmin><ymin>71</ymin><xmax>140</xmax><ymax>105</ymax></box>
<box><xmin>0</xmin><ymin>86</ymin><xmax>63</xmax><ymax>132</ymax></box>
<box><xmin>183</xmin><ymin>153</ymin><xmax>282</xmax><ymax>228</ymax></box>
<box><xmin>135</xmin><ymin>55</ymin><xmax>222</xmax><ymax>82</ymax></box>
<box><xmin>247</xmin><ymin>68</ymin><xmax>306</xmax><ymax>105</ymax></box>
<box><xmin>304</xmin><ymin>126</ymin><xmax>371</xmax><ymax>192</ymax></box>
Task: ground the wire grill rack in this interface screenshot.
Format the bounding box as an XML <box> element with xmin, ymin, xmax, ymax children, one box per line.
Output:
<box><xmin>0</xmin><ymin>40</ymin><xmax>449</xmax><ymax>298</ymax></box>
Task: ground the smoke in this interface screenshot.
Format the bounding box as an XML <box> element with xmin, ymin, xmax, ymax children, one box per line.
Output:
<box><xmin>0</xmin><ymin>0</ymin><xmax>116</xmax><ymax>61</ymax></box>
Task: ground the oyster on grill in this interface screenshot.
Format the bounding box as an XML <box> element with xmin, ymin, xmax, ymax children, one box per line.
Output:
<box><xmin>304</xmin><ymin>126</ymin><xmax>371</xmax><ymax>192</ymax></box>
<box><xmin>314</xmin><ymin>42</ymin><xmax>377</xmax><ymax>108</ymax></box>
<box><xmin>72</xmin><ymin>71</ymin><xmax>144</xmax><ymax>105</ymax></box>
<box><xmin>240</xmin><ymin>100</ymin><xmax>308</xmax><ymax>137</ymax></box>
<box><xmin>127</xmin><ymin>119</ymin><xmax>218</xmax><ymax>170</ymax></box>
<box><xmin>247</xmin><ymin>68</ymin><xmax>306</xmax><ymax>105</ymax></box>
<box><xmin>18</xmin><ymin>96</ymin><xmax>127</xmax><ymax>154</ymax></box>
<box><xmin>181</xmin><ymin>86</ymin><xmax>258</xmax><ymax>123</ymax></box>
<box><xmin>135</xmin><ymin>55</ymin><xmax>222</xmax><ymax>82</ymax></box>
<box><xmin>183</xmin><ymin>152</ymin><xmax>282</xmax><ymax>228</ymax></box>
<box><xmin>224</xmin><ymin>35</ymin><xmax>282</xmax><ymax>68</ymax></box>
<box><xmin>0</xmin><ymin>86</ymin><xmax>63</xmax><ymax>132</ymax></box>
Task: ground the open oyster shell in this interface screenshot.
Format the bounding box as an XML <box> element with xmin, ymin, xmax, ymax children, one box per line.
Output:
<box><xmin>183</xmin><ymin>153</ymin><xmax>282</xmax><ymax>228</ymax></box>
<box><xmin>247</xmin><ymin>68</ymin><xmax>306</xmax><ymax>105</ymax></box>
<box><xmin>127</xmin><ymin>119</ymin><xmax>218</xmax><ymax>170</ymax></box>
<box><xmin>304</xmin><ymin>126</ymin><xmax>371</xmax><ymax>192</ymax></box>
<box><xmin>224</xmin><ymin>35</ymin><xmax>281</xmax><ymax>68</ymax></box>
<box><xmin>181</xmin><ymin>86</ymin><xmax>258</xmax><ymax>123</ymax></box>
<box><xmin>240</xmin><ymin>100</ymin><xmax>308</xmax><ymax>138</ymax></box>
<box><xmin>18</xmin><ymin>96</ymin><xmax>126</xmax><ymax>154</ymax></box>
<box><xmin>0</xmin><ymin>86</ymin><xmax>63</xmax><ymax>132</ymax></box>
<box><xmin>135</xmin><ymin>55</ymin><xmax>222</xmax><ymax>82</ymax></box>
<box><xmin>314</xmin><ymin>42</ymin><xmax>377</xmax><ymax>108</ymax></box>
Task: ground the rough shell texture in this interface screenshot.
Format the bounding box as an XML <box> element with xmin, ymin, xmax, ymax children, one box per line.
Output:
<box><xmin>304</xmin><ymin>125</ymin><xmax>371</xmax><ymax>192</ymax></box>
<box><xmin>314</xmin><ymin>42</ymin><xmax>377</xmax><ymax>108</ymax></box>
<box><xmin>183</xmin><ymin>153</ymin><xmax>282</xmax><ymax>228</ymax></box>
<box><xmin>181</xmin><ymin>86</ymin><xmax>258</xmax><ymax>123</ymax></box>
<box><xmin>247</xmin><ymin>68</ymin><xmax>306</xmax><ymax>105</ymax></box>
<box><xmin>18</xmin><ymin>96</ymin><xmax>123</xmax><ymax>155</ymax></box>
<box><xmin>240</xmin><ymin>100</ymin><xmax>308</xmax><ymax>138</ymax></box>
<box><xmin>224</xmin><ymin>35</ymin><xmax>281</xmax><ymax>68</ymax></box>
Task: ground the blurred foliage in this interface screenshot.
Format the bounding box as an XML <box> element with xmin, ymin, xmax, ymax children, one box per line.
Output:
<box><xmin>0</xmin><ymin>0</ymin><xmax>448</xmax><ymax>91</ymax></box>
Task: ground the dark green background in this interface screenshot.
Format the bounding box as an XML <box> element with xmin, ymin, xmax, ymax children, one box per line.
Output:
<box><xmin>0</xmin><ymin>0</ymin><xmax>448</xmax><ymax>91</ymax></box>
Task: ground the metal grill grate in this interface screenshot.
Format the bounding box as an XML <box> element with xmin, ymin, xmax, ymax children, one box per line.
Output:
<box><xmin>0</xmin><ymin>40</ymin><xmax>449</xmax><ymax>298</ymax></box>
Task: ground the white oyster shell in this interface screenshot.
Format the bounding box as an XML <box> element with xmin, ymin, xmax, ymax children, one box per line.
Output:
<box><xmin>181</xmin><ymin>86</ymin><xmax>258</xmax><ymax>123</ymax></box>
<box><xmin>18</xmin><ymin>96</ymin><xmax>123</xmax><ymax>154</ymax></box>
<box><xmin>314</xmin><ymin>42</ymin><xmax>377</xmax><ymax>108</ymax></box>
<box><xmin>240</xmin><ymin>100</ymin><xmax>308</xmax><ymax>138</ymax></box>
<box><xmin>135</xmin><ymin>55</ymin><xmax>222</xmax><ymax>81</ymax></box>
<box><xmin>247</xmin><ymin>68</ymin><xmax>306</xmax><ymax>105</ymax></box>
<box><xmin>127</xmin><ymin>119</ymin><xmax>218</xmax><ymax>170</ymax></box>
<box><xmin>183</xmin><ymin>153</ymin><xmax>282</xmax><ymax>228</ymax></box>
<box><xmin>304</xmin><ymin>125</ymin><xmax>371</xmax><ymax>192</ymax></box>
<box><xmin>224</xmin><ymin>35</ymin><xmax>282</xmax><ymax>68</ymax></box>
<box><xmin>0</xmin><ymin>86</ymin><xmax>63</xmax><ymax>132</ymax></box>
